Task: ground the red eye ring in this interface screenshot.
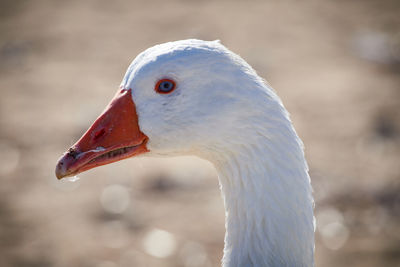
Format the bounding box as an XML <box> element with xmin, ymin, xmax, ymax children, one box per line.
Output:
<box><xmin>155</xmin><ymin>78</ymin><xmax>176</xmax><ymax>94</ymax></box>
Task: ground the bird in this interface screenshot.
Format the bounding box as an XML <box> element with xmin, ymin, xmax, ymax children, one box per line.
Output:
<box><xmin>55</xmin><ymin>39</ymin><xmax>315</xmax><ymax>267</ymax></box>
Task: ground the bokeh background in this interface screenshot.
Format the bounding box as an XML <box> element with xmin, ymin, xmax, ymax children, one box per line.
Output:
<box><xmin>1</xmin><ymin>0</ymin><xmax>400</xmax><ymax>266</ymax></box>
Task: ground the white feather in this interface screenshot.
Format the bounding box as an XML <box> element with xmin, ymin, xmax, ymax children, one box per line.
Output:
<box><xmin>122</xmin><ymin>39</ymin><xmax>314</xmax><ymax>267</ymax></box>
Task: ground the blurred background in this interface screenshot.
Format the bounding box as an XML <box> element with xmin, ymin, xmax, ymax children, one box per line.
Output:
<box><xmin>1</xmin><ymin>0</ymin><xmax>400</xmax><ymax>266</ymax></box>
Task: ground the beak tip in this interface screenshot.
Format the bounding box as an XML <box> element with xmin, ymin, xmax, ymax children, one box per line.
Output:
<box><xmin>55</xmin><ymin>155</ymin><xmax>71</xmax><ymax>180</ymax></box>
<box><xmin>55</xmin><ymin>162</ymin><xmax>65</xmax><ymax>180</ymax></box>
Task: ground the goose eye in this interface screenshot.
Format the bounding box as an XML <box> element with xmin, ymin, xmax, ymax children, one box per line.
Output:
<box><xmin>155</xmin><ymin>79</ymin><xmax>176</xmax><ymax>94</ymax></box>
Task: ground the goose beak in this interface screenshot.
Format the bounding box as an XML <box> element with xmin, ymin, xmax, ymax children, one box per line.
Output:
<box><xmin>55</xmin><ymin>88</ymin><xmax>148</xmax><ymax>179</ymax></box>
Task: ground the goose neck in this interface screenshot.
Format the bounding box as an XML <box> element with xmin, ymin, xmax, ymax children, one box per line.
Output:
<box><xmin>212</xmin><ymin>138</ymin><xmax>315</xmax><ymax>267</ymax></box>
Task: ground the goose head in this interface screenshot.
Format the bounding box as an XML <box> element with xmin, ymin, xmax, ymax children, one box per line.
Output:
<box><xmin>56</xmin><ymin>39</ymin><xmax>278</xmax><ymax>177</ymax></box>
<box><xmin>55</xmin><ymin>39</ymin><xmax>314</xmax><ymax>267</ymax></box>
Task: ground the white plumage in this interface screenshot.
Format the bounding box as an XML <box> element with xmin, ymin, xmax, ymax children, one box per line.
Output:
<box><xmin>57</xmin><ymin>39</ymin><xmax>315</xmax><ymax>266</ymax></box>
<box><xmin>122</xmin><ymin>40</ymin><xmax>315</xmax><ymax>266</ymax></box>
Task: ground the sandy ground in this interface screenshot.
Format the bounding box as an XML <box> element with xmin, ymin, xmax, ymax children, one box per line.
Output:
<box><xmin>1</xmin><ymin>0</ymin><xmax>400</xmax><ymax>266</ymax></box>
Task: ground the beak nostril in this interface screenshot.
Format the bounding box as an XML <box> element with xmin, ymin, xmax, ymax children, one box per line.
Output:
<box><xmin>94</xmin><ymin>128</ymin><xmax>106</xmax><ymax>141</ymax></box>
<box><xmin>67</xmin><ymin>147</ymin><xmax>80</xmax><ymax>159</ymax></box>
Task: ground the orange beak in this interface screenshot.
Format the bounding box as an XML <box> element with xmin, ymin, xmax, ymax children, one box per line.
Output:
<box><xmin>55</xmin><ymin>88</ymin><xmax>148</xmax><ymax>179</ymax></box>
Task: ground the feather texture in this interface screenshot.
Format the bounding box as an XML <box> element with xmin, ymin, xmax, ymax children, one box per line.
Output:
<box><xmin>121</xmin><ymin>39</ymin><xmax>315</xmax><ymax>266</ymax></box>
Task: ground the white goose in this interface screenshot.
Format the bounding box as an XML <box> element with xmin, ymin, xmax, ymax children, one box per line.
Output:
<box><xmin>56</xmin><ymin>39</ymin><xmax>315</xmax><ymax>267</ymax></box>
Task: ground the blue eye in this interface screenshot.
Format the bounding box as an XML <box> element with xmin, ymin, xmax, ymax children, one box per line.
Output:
<box><xmin>155</xmin><ymin>79</ymin><xmax>176</xmax><ymax>94</ymax></box>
